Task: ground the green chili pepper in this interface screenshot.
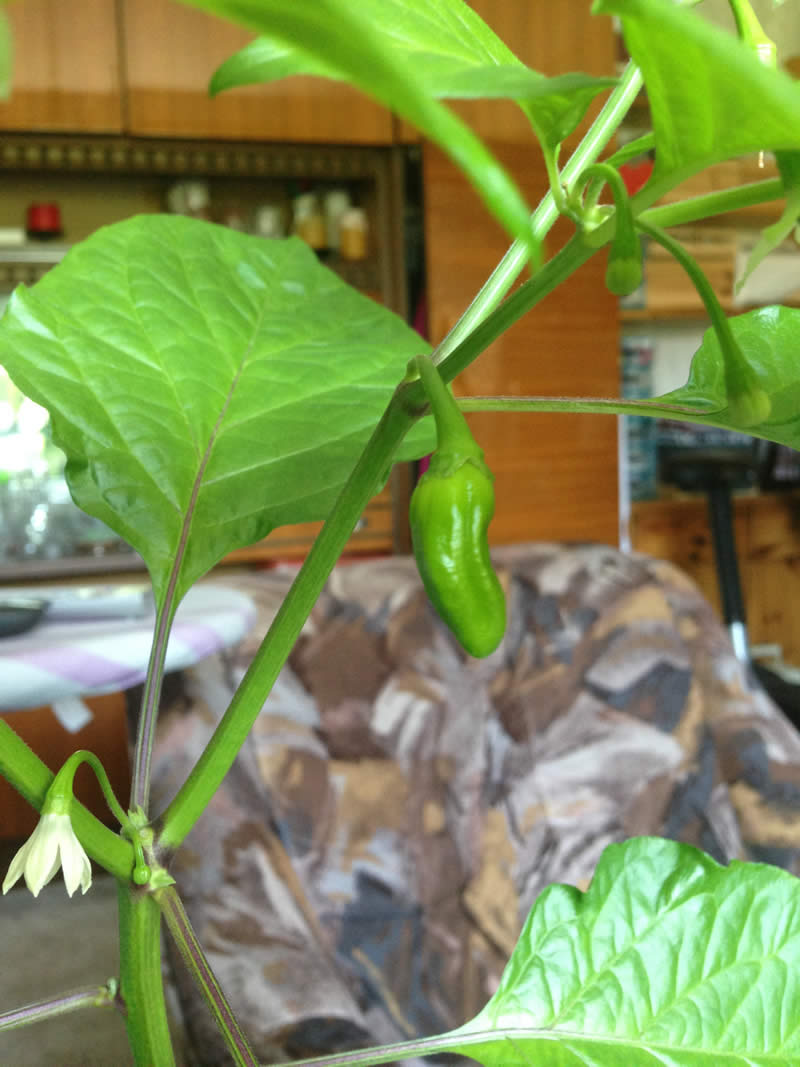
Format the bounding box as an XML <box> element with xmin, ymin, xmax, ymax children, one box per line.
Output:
<box><xmin>409</xmin><ymin>355</ymin><xmax>506</xmax><ymax>658</ymax></box>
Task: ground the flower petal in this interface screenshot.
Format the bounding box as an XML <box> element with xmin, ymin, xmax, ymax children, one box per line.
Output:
<box><xmin>25</xmin><ymin>814</ymin><xmax>66</xmax><ymax>897</ymax></box>
<box><xmin>3</xmin><ymin>812</ymin><xmax>92</xmax><ymax>898</ymax></box>
<box><xmin>59</xmin><ymin>828</ymin><xmax>92</xmax><ymax>898</ymax></box>
<box><xmin>2</xmin><ymin>836</ymin><xmax>34</xmax><ymax>894</ymax></box>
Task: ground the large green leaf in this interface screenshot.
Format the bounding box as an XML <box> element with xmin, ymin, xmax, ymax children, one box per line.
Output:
<box><xmin>445</xmin><ymin>837</ymin><xmax>800</xmax><ymax>1066</ymax></box>
<box><xmin>178</xmin><ymin>0</ymin><xmax>536</xmax><ymax>256</ymax></box>
<box><xmin>655</xmin><ymin>305</ymin><xmax>800</xmax><ymax>445</ymax></box>
<box><xmin>0</xmin><ymin>216</ymin><xmax>434</xmax><ymax>607</ymax></box>
<box><xmin>594</xmin><ymin>0</ymin><xmax>800</xmax><ymax>192</ymax></box>
<box><xmin>209</xmin><ymin>0</ymin><xmax>615</xmax><ymax>150</ymax></box>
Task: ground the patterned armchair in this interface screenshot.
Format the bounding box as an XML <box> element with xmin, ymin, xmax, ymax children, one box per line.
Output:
<box><xmin>150</xmin><ymin>543</ymin><xmax>800</xmax><ymax>1065</ymax></box>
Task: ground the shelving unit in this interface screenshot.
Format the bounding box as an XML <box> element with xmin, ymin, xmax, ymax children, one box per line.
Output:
<box><xmin>0</xmin><ymin>136</ymin><xmax>416</xmax><ymax>578</ymax></box>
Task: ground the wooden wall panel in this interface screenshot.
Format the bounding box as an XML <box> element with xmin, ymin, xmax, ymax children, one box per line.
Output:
<box><xmin>122</xmin><ymin>0</ymin><xmax>394</xmax><ymax>143</ymax></box>
<box><xmin>632</xmin><ymin>492</ymin><xmax>800</xmax><ymax>663</ymax></box>
<box><xmin>0</xmin><ymin>692</ymin><xmax>130</xmax><ymax>840</ymax></box>
<box><xmin>423</xmin><ymin>142</ymin><xmax>620</xmax><ymax>547</ymax></box>
<box><xmin>0</xmin><ymin>0</ymin><xmax>122</xmax><ymax>132</ymax></box>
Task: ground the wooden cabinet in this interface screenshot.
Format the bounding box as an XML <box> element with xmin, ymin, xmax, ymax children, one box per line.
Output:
<box><xmin>632</xmin><ymin>492</ymin><xmax>800</xmax><ymax>665</ymax></box>
<box><xmin>1</xmin><ymin>1</ymin><xmax>614</xmax><ymax>144</ymax></box>
<box><xmin>397</xmin><ymin>1</ymin><xmax>616</xmax><ymax>145</ymax></box>
<box><xmin>423</xmin><ymin>143</ymin><xmax>620</xmax><ymax>546</ymax></box>
<box><xmin>0</xmin><ymin>0</ymin><xmax>122</xmax><ymax>132</ymax></box>
<box><xmin>0</xmin><ymin>0</ymin><xmax>393</xmax><ymax>142</ymax></box>
<box><xmin>120</xmin><ymin>0</ymin><xmax>394</xmax><ymax>143</ymax></box>
<box><xmin>0</xmin><ymin>693</ymin><xmax>130</xmax><ymax>840</ymax></box>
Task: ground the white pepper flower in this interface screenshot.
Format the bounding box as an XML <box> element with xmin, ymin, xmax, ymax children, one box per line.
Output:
<box><xmin>2</xmin><ymin>810</ymin><xmax>92</xmax><ymax>898</ymax></box>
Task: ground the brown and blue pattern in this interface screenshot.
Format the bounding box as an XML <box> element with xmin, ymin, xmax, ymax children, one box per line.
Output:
<box><xmin>150</xmin><ymin>544</ymin><xmax>800</xmax><ymax>1065</ymax></box>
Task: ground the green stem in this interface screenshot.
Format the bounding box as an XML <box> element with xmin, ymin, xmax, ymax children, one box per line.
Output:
<box><xmin>117</xmin><ymin>883</ymin><xmax>175</xmax><ymax>1067</ymax></box>
<box><xmin>728</xmin><ymin>0</ymin><xmax>777</xmax><ymax>66</ymax></box>
<box><xmin>581</xmin><ymin>162</ymin><xmax>642</xmax><ymax>293</ymax></box>
<box><xmin>542</xmin><ymin>143</ymin><xmax>568</xmax><ymax>215</ymax></box>
<box><xmin>47</xmin><ymin>750</ymin><xmax>152</xmax><ymax>885</ymax></box>
<box><xmin>455</xmin><ymin>394</ymin><xmax>722</xmax><ymax>426</ymax></box>
<box><xmin>634</xmin><ymin>218</ymin><xmax>744</xmax><ymax>383</ymax></box>
<box><xmin>435</xmin><ymin>232</ymin><xmax>595</xmax><ymax>386</ymax></box>
<box><xmin>413</xmin><ymin>354</ymin><xmax>480</xmax><ymax>458</ymax></box>
<box><xmin>48</xmin><ymin>749</ymin><xmax>130</xmax><ymax>828</ymax></box>
<box><xmin>604</xmin><ymin>133</ymin><xmax>655</xmax><ymax>169</ymax></box>
<box><xmin>130</xmin><ymin>597</ymin><xmax>179</xmax><ymax>816</ymax></box>
<box><xmin>157</xmin><ymin>885</ymin><xmax>258</xmax><ymax>1066</ymax></box>
<box><xmin>0</xmin><ymin>982</ymin><xmax>118</xmax><ymax>1033</ymax></box>
<box><xmin>0</xmin><ymin>719</ymin><xmax>133</xmax><ymax>880</ymax></box>
<box><xmin>157</xmin><ymin>394</ymin><xmax>420</xmax><ymax>851</ymax></box>
<box><xmin>435</xmin><ymin>59</ymin><xmax>644</xmax><ymax>363</ymax></box>
<box><xmin>640</xmin><ymin>178</ymin><xmax>784</xmax><ymax>229</ymax></box>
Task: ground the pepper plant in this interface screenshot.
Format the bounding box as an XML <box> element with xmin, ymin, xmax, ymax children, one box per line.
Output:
<box><xmin>2</xmin><ymin>0</ymin><xmax>800</xmax><ymax>1064</ymax></box>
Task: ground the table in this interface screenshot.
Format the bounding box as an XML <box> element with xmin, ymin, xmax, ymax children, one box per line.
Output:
<box><xmin>0</xmin><ymin>583</ymin><xmax>257</xmax><ymax>727</ymax></box>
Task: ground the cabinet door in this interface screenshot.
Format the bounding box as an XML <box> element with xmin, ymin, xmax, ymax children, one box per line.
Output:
<box><xmin>396</xmin><ymin>1</ymin><xmax>615</xmax><ymax>145</ymax></box>
<box><xmin>122</xmin><ymin>0</ymin><xmax>394</xmax><ymax>143</ymax></box>
<box><xmin>0</xmin><ymin>0</ymin><xmax>122</xmax><ymax>132</ymax></box>
<box><xmin>423</xmin><ymin>143</ymin><xmax>619</xmax><ymax>546</ymax></box>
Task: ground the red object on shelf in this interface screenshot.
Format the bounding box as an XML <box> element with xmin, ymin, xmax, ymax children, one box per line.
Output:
<box><xmin>26</xmin><ymin>202</ymin><xmax>63</xmax><ymax>238</ymax></box>
<box><xmin>619</xmin><ymin>160</ymin><xmax>654</xmax><ymax>196</ymax></box>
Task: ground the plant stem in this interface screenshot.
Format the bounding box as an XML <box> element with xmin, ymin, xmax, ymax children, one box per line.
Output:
<box><xmin>436</xmin><ymin>233</ymin><xmax>595</xmax><ymax>386</ymax></box>
<box><xmin>0</xmin><ymin>982</ymin><xmax>117</xmax><ymax>1033</ymax></box>
<box><xmin>640</xmin><ymin>178</ymin><xmax>784</xmax><ymax>228</ymax></box>
<box><xmin>117</xmin><ymin>883</ymin><xmax>175</xmax><ymax>1066</ymax></box>
<box><xmin>157</xmin><ymin>885</ymin><xmax>258</xmax><ymax>1066</ymax></box>
<box><xmin>413</xmin><ymin>354</ymin><xmax>481</xmax><ymax>458</ymax></box>
<box><xmin>50</xmin><ymin>749</ymin><xmax>130</xmax><ymax>829</ymax></box>
<box><xmin>0</xmin><ymin>719</ymin><xmax>133</xmax><ymax>880</ymax></box>
<box><xmin>434</xmin><ymin>59</ymin><xmax>644</xmax><ymax>363</ymax></box>
<box><xmin>156</xmin><ymin>395</ymin><xmax>420</xmax><ymax>850</ymax></box>
<box><xmin>130</xmin><ymin>597</ymin><xmax>179</xmax><ymax>816</ymax></box>
<box><xmin>455</xmin><ymin>395</ymin><xmax>720</xmax><ymax>420</ymax></box>
<box><xmin>635</xmin><ymin>217</ymin><xmax>741</xmax><ymax>360</ymax></box>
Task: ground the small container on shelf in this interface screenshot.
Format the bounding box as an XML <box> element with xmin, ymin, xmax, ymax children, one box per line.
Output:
<box><xmin>252</xmin><ymin>203</ymin><xmax>286</xmax><ymax>240</ymax></box>
<box><xmin>339</xmin><ymin>207</ymin><xmax>369</xmax><ymax>261</ymax></box>
<box><xmin>0</xmin><ymin>227</ymin><xmax>26</xmax><ymax>248</ymax></box>
<box><xmin>165</xmin><ymin>180</ymin><xmax>211</xmax><ymax>220</ymax></box>
<box><xmin>292</xmin><ymin>192</ymin><xmax>326</xmax><ymax>252</ymax></box>
<box><xmin>323</xmin><ymin>188</ymin><xmax>352</xmax><ymax>250</ymax></box>
<box><xmin>26</xmin><ymin>202</ymin><xmax>62</xmax><ymax>241</ymax></box>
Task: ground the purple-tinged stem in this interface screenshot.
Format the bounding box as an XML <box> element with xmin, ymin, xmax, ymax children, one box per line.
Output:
<box><xmin>156</xmin><ymin>884</ymin><xmax>258</xmax><ymax>1066</ymax></box>
<box><xmin>0</xmin><ymin>980</ymin><xmax>117</xmax><ymax>1032</ymax></box>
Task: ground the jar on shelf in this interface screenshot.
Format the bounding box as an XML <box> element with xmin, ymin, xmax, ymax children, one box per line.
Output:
<box><xmin>339</xmin><ymin>207</ymin><xmax>368</xmax><ymax>261</ymax></box>
<box><xmin>323</xmin><ymin>188</ymin><xmax>352</xmax><ymax>251</ymax></box>
<box><xmin>165</xmin><ymin>180</ymin><xmax>211</xmax><ymax>220</ymax></box>
<box><xmin>292</xmin><ymin>192</ymin><xmax>326</xmax><ymax>252</ymax></box>
<box><xmin>252</xmin><ymin>203</ymin><xmax>286</xmax><ymax>240</ymax></box>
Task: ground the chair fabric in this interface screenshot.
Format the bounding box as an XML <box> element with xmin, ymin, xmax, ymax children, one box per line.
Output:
<box><xmin>150</xmin><ymin>544</ymin><xmax>800</xmax><ymax>1064</ymax></box>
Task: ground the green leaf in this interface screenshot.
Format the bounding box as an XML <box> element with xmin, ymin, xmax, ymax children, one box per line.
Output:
<box><xmin>736</xmin><ymin>153</ymin><xmax>800</xmax><ymax>294</ymax></box>
<box><xmin>180</xmin><ymin>0</ymin><xmax>537</xmax><ymax>255</ymax></box>
<box><xmin>445</xmin><ymin>836</ymin><xmax>800</xmax><ymax>1066</ymax></box>
<box><xmin>654</xmin><ymin>305</ymin><xmax>800</xmax><ymax>444</ymax></box>
<box><xmin>0</xmin><ymin>216</ymin><xmax>434</xmax><ymax>607</ymax></box>
<box><xmin>593</xmin><ymin>0</ymin><xmax>800</xmax><ymax>192</ymax></box>
<box><xmin>210</xmin><ymin>0</ymin><xmax>616</xmax><ymax>150</ymax></box>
